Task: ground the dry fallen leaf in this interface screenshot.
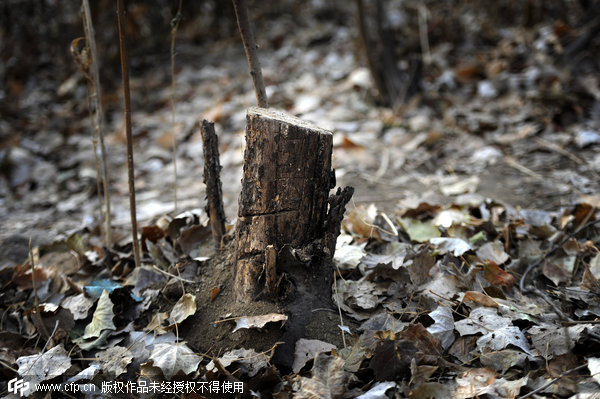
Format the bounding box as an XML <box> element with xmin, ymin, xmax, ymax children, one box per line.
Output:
<box><xmin>82</xmin><ymin>289</ymin><xmax>116</xmax><ymax>339</ymax></box>
<box><xmin>482</xmin><ymin>261</ymin><xmax>515</xmax><ymax>288</ymax></box>
<box><xmin>210</xmin><ymin>286</ymin><xmax>221</xmax><ymax>302</ymax></box>
<box><xmin>293</xmin><ymin>338</ymin><xmax>337</xmax><ymax>373</ymax></box>
<box><xmin>61</xmin><ymin>293</ymin><xmax>94</xmax><ymax>320</ymax></box>
<box><xmin>296</xmin><ymin>353</ymin><xmax>348</xmax><ymax>399</ymax></box>
<box><xmin>461</xmin><ymin>291</ymin><xmax>499</xmax><ymax>308</ymax></box>
<box><xmin>149</xmin><ymin>342</ymin><xmax>200</xmax><ymax>379</ymax></box>
<box><xmin>232</xmin><ymin>313</ymin><xmax>288</xmax><ymax>332</ymax></box>
<box><xmin>426</xmin><ymin>305</ymin><xmax>455</xmax><ymax>350</ymax></box>
<box><xmin>94</xmin><ymin>346</ymin><xmax>133</xmax><ymax>378</ymax></box>
<box><xmin>170</xmin><ymin>293</ymin><xmax>196</xmax><ymax>325</ymax></box>
<box><xmin>16</xmin><ymin>345</ymin><xmax>72</xmax><ymax>391</ymax></box>
<box><xmin>207</xmin><ymin>348</ymin><xmax>271</xmax><ymax>377</ymax></box>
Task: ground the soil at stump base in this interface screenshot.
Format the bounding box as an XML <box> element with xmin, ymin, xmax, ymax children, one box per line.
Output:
<box><xmin>150</xmin><ymin>238</ymin><xmax>351</xmax><ymax>365</ymax></box>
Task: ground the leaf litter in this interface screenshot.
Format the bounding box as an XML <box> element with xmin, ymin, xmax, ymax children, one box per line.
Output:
<box><xmin>3</xmin><ymin>0</ymin><xmax>600</xmax><ymax>397</ymax></box>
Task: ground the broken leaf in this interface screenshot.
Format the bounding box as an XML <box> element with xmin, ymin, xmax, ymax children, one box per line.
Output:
<box><xmin>293</xmin><ymin>338</ymin><xmax>337</xmax><ymax>373</ymax></box>
<box><xmin>95</xmin><ymin>346</ymin><xmax>133</xmax><ymax>378</ymax></box>
<box><xmin>145</xmin><ymin>312</ymin><xmax>169</xmax><ymax>335</ymax></box>
<box><xmin>61</xmin><ymin>293</ymin><xmax>94</xmax><ymax>320</ymax></box>
<box><xmin>335</xmin><ymin>235</ymin><xmax>366</xmax><ymax>270</ymax></box>
<box><xmin>296</xmin><ymin>352</ymin><xmax>348</xmax><ymax>399</ymax></box>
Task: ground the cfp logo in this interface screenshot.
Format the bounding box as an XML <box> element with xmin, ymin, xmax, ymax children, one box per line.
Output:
<box><xmin>8</xmin><ymin>378</ymin><xmax>29</xmax><ymax>397</ymax></box>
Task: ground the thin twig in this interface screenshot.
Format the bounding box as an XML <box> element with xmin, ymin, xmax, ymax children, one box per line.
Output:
<box><xmin>333</xmin><ymin>270</ymin><xmax>347</xmax><ymax>348</ymax></box>
<box><xmin>151</xmin><ymin>265</ymin><xmax>194</xmax><ymax>284</ymax></box>
<box><xmin>170</xmin><ymin>0</ymin><xmax>183</xmax><ymax>214</ymax></box>
<box><xmin>520</xmin><ymin>209</ymin><xmax>599</xmax><ymax>293</ymax></box>
<box><xmin>117</xmin><ymin>0</ymin><xmax>141</xmax><ymax>268</ymax></box>
<box><xmin>82</xmin><ymin>0</ymin><xmax>112</xmax><ymax>246</ymax></box>
<box><xmin>232</xmin><ymin>0</ymin><xmax>268</xmax><ymax>108</ymax></box>
<box><xmin>518</xmin><ymin>363</ymin><xmax>587</xmax><ymax>399</ymax></box>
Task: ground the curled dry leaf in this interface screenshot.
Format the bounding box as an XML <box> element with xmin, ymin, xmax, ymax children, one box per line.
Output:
<box><xmin>232</xmin><ymin>313</ymin><xmax>288</xmax><ymax>332</ymax></box>
<box><xmin>170</xmin><ymin>293</ymin><xmax>196</xmax><ymax>325</ymax></box>
<box><xmin>207</xmin><ymin>348</ymin><xmax>271</xmax><ymax>377</ymax></box>
<box><xmin>461</xmin><ymin>291</ymin><xmax>499</xmax><ymax>308</ymax></box>
<box><xmin>210</xmin><ymin>286</ymin><xmax>221</xmax><ymax>302</ymax></box>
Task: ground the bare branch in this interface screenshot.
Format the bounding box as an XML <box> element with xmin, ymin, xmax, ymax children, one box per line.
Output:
<box><xmin>232</xmin><ymin>0</ymin><xmax>268</xmax><ymax>108</ymax></box>
<box><xmin>117</xmin><ymin>0</ymin><xmax>141</xmax><ymax>268</ymax></box>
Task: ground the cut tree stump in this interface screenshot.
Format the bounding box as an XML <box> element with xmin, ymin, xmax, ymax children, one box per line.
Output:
<box><xmin>233</xmin><ymin>107</ymin><xmax>340</xmax><ymax>302</ymax></box>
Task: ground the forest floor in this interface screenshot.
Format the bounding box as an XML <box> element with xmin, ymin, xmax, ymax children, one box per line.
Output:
<box><xmin>2</xmin><ymin>1</ymin><xmax>600</xmax><ymax>398</ymax></box>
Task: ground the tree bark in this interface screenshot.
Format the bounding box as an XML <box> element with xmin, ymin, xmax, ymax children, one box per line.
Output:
<box><xmin>233</xmin><ymin>107</ymin><xmax>335</xmax><ymax>302</ymax></box>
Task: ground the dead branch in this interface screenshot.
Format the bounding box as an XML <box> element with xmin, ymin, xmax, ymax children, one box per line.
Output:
<box><xmin>170</xmin><ymin>0</ymin><xmax>183</xmax><ymax>213</ymax></box>
<box><xmin>232</xmin><ymin>0</ymin><xmax>268</xmax><ymax>108</ymax></box>
<box><xmin>117</xmin><ymin>0</ymin><xmax>141</xmax><ymax>268</ymax></box>
<box><xmin>200</xmin><ymin>120</ymin><xmax>226</xmax><ymax>248</ymax></box>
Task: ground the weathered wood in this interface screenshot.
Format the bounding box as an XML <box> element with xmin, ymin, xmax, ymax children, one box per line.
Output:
<box><xmin>264</xmin><ymin>245</ymin><xmax>277</xmax><ymax>298</ymax></box>
<box><xmin>200</xmin><ymin>120</ymin><xmax>226</xmax><ymax>248</ymax></box>
<box><xmin>324</xmin><ymin>186</ymin><xmax>355</xmax><ymax>258</ymax></box>
<box><xmin>233</xmin><ymin>107</ymin><xmax>334</xmax><ymax>302</ymax></box>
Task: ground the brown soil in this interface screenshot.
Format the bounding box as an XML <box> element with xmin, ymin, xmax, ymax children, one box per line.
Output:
<box><xmin>148</xmin><ymin>237</ymin><xmax>354</xmax><ymax>369</ymax></box>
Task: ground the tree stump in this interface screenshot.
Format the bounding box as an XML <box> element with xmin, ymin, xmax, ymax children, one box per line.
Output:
<box><xmin>233</xmin><ymin>107</ymin><xmax>335</xmax><ymax>302</ymax></box>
